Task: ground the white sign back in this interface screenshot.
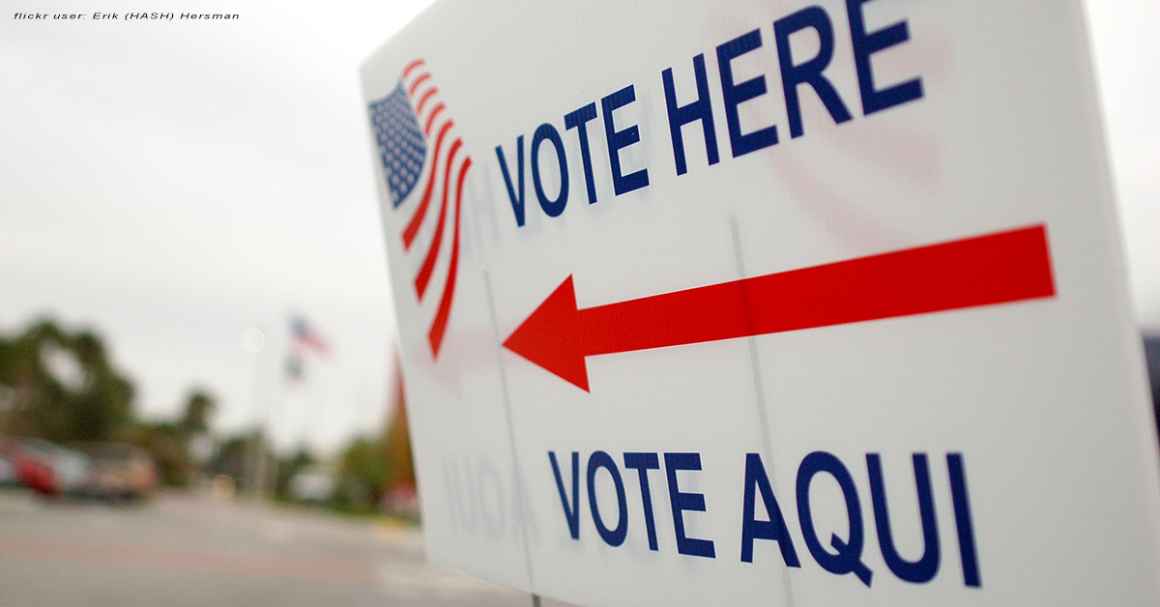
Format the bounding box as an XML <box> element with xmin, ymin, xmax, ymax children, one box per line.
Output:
<box><xmin>361</xmin><ymin>2</ymin><xmax>1160</xmax><ymax>605</ymax></box>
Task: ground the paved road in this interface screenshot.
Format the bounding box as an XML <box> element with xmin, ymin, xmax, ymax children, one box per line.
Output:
<box><xmin>0</xmin><ymin>491</ymin><xmax>551</xmax><ymax>607</ymax></box>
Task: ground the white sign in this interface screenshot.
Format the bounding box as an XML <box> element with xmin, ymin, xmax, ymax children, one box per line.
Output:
<box><xmin>361</xmin><ymin>1</ymin><xmax>1160</xmax><ymax>605</ymax></box>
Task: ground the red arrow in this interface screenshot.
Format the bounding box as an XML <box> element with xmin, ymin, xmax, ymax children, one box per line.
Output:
<box><xmin>503</xmin><ymin>224</ymin><xmax>1056</xmax><ymax>392</ymax></box>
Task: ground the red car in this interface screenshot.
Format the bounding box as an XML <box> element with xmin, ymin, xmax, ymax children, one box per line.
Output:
<box><xmin>6</xmin><ymin>438</ymin><xmax>90</xmax><ymax>497</ymax></box>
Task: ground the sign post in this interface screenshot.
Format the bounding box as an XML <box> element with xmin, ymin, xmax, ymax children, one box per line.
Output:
<box><xmin>362</xmin><ymin>2</ymin><xmax>1160</xmax><ymax>605</ymax></box>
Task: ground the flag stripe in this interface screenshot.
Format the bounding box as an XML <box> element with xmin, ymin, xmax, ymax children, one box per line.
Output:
<box><xmin>402</xmin><ymin>119</ymin><xmax>454</xmax><ymax>249</ymax></box>
<box><xmin>411</xmin><ymin>85</ymin><xmax>439</xmax><ymax>122</ymax></box>
<box><xmin>423</xmin><ymin>103</ymin><xmax>445</xmax><ymax>136</ymax></box>
<box><xmin>415</xmin><ymin>138</ymin><xmax>463</xmax><ymax>299</ymax></box>
<box><xmin>402</xmin><ymin>58</ymin><xmax>425</xmax><ymax>78</ymax></box>
<box><xmin>415</xmin><ymin>87</ymin><xmax>439</xmax><ymax>116</ymax></box>
<box><xmin>428</xmin><ymin>156</ymin><xmax>472</xmax><ymax>355</ymax></box>
<box><xmin>407</xmin><ymin>73</ymin><xmax>431</xmax><ymax>97</ymax></box>
<box><xmin>373</xmin><ymin>57</ymin><xmax>473</xmax><ymax>359</ymax></box>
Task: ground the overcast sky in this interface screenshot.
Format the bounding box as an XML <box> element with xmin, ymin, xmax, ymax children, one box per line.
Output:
<box><xmin>1</xmin><ymin>1</ymin><xmax>1156</xmax><ymax>453</ymax></box>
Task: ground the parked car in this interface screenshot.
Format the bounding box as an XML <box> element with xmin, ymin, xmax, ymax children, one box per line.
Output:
<box><xmin>0</xmin><ymin>438</ymin><xmax>18</xmax><ymax>488</ymax></box>
<box><xmin>0</xmin><ymin>453</ymin><xmax>15</xmax><ymax>488</ymax></box>
<box><xmin>12</xmin><ymin>439</ymin><xmax>90</xmax><ymax>497</ymax></box>
<box><xmin>75</xmin><ymin>442</ymin><xmax>157</xmax><ymax>501</ymax></box>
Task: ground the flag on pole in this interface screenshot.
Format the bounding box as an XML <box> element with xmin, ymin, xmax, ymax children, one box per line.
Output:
<box><xmin>290</xmin><ymin>316</ymin><xmax>329</xmax><ymax>356</ymax></box>
<box><xmin>287</xmin><ymin>316</ymin><xmax>328</xmax><ymax>383</ymax></box>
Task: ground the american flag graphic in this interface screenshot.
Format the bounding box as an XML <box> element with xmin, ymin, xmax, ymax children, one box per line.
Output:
<box><xmin>290</xmin><ymin>315</ymin><xmax>329</xmax><ymax>356</ymax></box>
<box><xmin>368</xmin><ymin>58</ymin><xmax>473</xmax><ymax>359</ymax></box>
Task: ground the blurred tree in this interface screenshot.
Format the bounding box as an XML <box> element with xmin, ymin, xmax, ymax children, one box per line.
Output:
<box><xmin>126</xmin><ymin>421</ymin><xmax>192</xmax><ymax>486</ymax></box>
<box><xmin>207</xmin><ymin>431</ymin><xmax>257</xmax><ymax>482</ymax></box>
<box><xmin>332</xmin><ymin>436</ymin><xmax>389</xmax><ymax>513</ymax></box>
<box><xmin>179</xmin><ymin>389</ymin><xmax>216</xmax><ymax>436</ymax></box>
<box><xmin>122</xmin><ymin>389</ymin><xmax>218</xmax><ymax>487</ymax></box>
<box><xmin>275</xmin><ymin>448</ymin><xmax>315</xmax><ymax>499</ymax></box>
<box><xmin>205</xmin><ymin>429</ymin><xmax>282</xmax><ymax>496</ymax></box>
<box><xmin>0</xmin><ymin>318</ymin><xmax>134</xmax><ymax>442</ymax></box>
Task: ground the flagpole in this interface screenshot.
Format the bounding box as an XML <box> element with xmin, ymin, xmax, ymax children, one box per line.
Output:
<box><xmin>274</xmin><ymin>315</ymin><xmax>330</xmax><ymax>500</ymax></box>
<box><xmin>263</xmin><ymin>380</ymin><xmax>289</xmax><ymax>500</ymax></box>
<box><xmin>261</xmin><ymin>322</ymin><xmax>297</xmax><ymax>502</ymax></box>
<box><xmin>243</xmin><ymin>325</ymin><xmax>267</xmax><ymax>498</ymax></box>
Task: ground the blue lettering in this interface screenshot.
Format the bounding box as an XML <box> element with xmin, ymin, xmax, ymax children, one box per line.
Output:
<box><xmin>661</xmin><ymin>53</ymin><xmax>719</xmax><ymax>176</ymax></box>
<box><xmin>867</xmin><ymin>453</ymin><xmax>939</xmax><ymax>583</ymax></box>
<box><xmin>623</xmin><ymin>452</ymin><xmax>661</xmax><ymax>551</ymax></box>
<box><xmin>545</xmin><ymin>448</ymin><xmax>976</xmax><ymax>589</ymax></box>
<box><xmin>587</xmin><ymin>450</ymin><xmax>629</xmax><ymax>546</ymax></box>
<box><xmin>530</xmin><ymin>123</ymin><xmax>569</xmax><ymax>217</ymax></box>
<box><xmin>948</xmin><ymin>453</ymin><xmax>982</xmax><ymax>587</ymax></box>
<box><xmin>740</xmin><ymin>453</ymin><xmax>801</xmax><ymax>566</ymax></box>
<box><xmin>548</xmin><ymin>451</ymin><xmax>581</xmax><ymax>539</ymax></box>
<box><xmin>774</xmin><ymin>6</ymin><xmax>853</xmax><ymax>139</ymax></box>
<box><xmin>716</xmin><ymin>29</ymin><xmax>778</xmax><ymax>158</ymax></box>
<box><xmin>796</xmin><ymin>451</ymin><xmax>873</xmax><ymax>586</ymax></box>
<box><xmin>664</xmin><ymin>452</ymin><xmax>716</xmax><ymax>558</ymax></box>
<box><xmin>600</xmin><ymin>85</ymin><xmax>650</xmax><ymax>195</ymax></box>
<box><xmin>494</xmin><ymin>137</ymin><xmax>526</xmax><ymax>227</ymax></box>
<box><xmin>846</xmin><ymin>0</ymin><xmax>924</xmax><ymax>115</ymax></box>
<box><xmin>563</xmin><ymin>102</ymin><xmax>600</xmax><ymax>204</ymax></box>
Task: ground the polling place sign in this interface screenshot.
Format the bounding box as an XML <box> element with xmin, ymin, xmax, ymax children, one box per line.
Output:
<box><xmin>361</xmin><ymin>1</ymin><xmax>1160</xmax><ymax>604</ymax></box>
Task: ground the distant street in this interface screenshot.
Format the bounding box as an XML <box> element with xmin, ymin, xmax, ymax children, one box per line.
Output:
<box><xmin>0</xmin><ymin>491</ymin><xmax>541</xmax><ymax>607</ymax></box>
